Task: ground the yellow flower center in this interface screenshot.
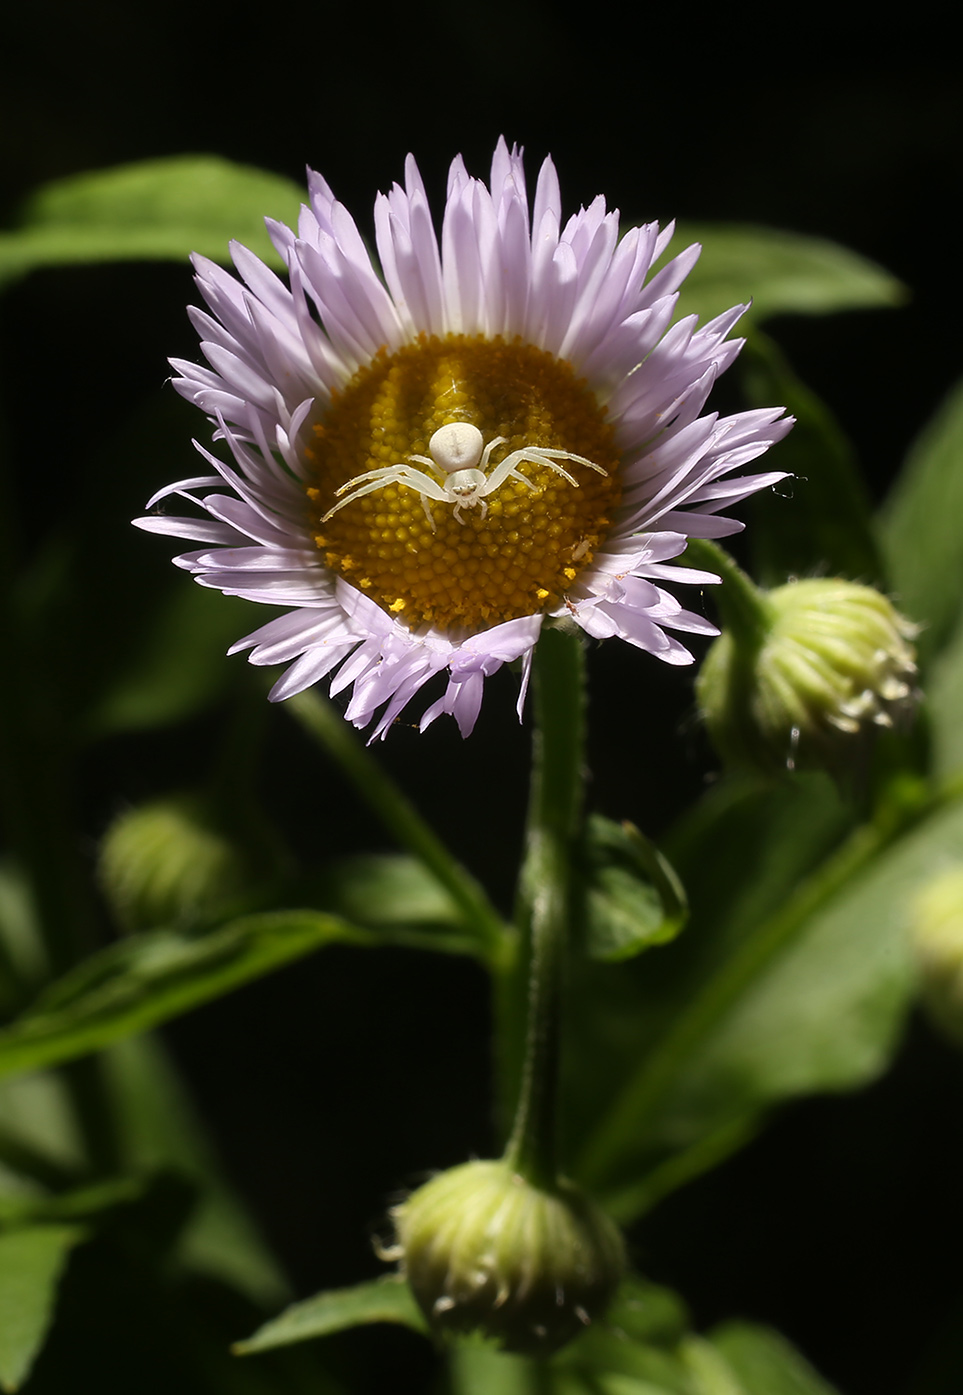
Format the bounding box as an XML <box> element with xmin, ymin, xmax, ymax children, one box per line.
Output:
<box><xmin>304</xmin><ymin>334</ymin><xmax>622</xmax><ymax>633</ymax></box>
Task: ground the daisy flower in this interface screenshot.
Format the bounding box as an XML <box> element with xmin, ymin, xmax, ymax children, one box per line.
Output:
<box><xmin>137</xmin><ymin>140</ymin><xmax>792</xmax><ymax>739</ymax></box>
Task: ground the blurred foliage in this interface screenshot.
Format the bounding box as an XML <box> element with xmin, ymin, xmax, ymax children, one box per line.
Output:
<box><xmin>0</xmin><ymin>155</ymin><xmax>959</xmax><ymax>1395</ymax></box>
<box><xmin>0</xmin><ymin>157</ymin><xmax>303</xmax><ymax>288</ymax></box>
<box><xmin>673</xmin><ymin>223</ymin><xmax>906</xmax><ymax>326</ymax></box>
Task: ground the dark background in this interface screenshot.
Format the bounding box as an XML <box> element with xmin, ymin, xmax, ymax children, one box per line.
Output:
<box><xmin>3</xmin><ymin>9</ymin><xmax>963</xmax><ymax>1394</ymax></box>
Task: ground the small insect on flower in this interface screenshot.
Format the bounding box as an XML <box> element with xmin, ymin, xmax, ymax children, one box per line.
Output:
<box><xmin>322</xmin><ymin>422</ymin><xmax>608</xmax><ymax>530</ymax></box>
<box><xmin>137</xmin><ymin>140</ymin><xmax>793</xmax><ymax>738</ymax></box>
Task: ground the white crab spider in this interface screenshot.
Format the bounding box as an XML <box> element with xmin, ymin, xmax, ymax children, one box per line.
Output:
<box><xmin>320</xmin><ymin>422</ymin><xmax>608</xmax><ymax>531</ymax></box>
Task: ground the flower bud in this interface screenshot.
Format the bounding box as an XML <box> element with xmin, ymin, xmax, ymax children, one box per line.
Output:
<box><xmin>697</xmin><ymin>578</ymin><xmax>918</xmax><ymax>776</ymax></box>
<box><xmin>98</xmin><ymin>794</ymin><xmax>248</xmax><ymax>930</ymax></box>
<box><xmin>910</xmin><ymin>867</ymin><xmax>963</xmax><ymax>1047</ymax></box>
<box><xmin>390</xmin><ymin>1159</ymin><xmax>625</xmax><ymax>1355</ymax></box>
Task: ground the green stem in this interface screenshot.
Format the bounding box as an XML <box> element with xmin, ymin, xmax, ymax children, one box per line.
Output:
<box><xmin>286</xmin><ymin>690</ymin><xmax>511</xmax><ymax>966</ymax></box>
<box><xmin>685</xmin><ymin>537</ymin><xmax>773</xmax><ymax>651</ymax></box>
<box><xmin>503</xmin><ymin>628</ymin><xmax>585</xmax><ymax>1189</ymax></box>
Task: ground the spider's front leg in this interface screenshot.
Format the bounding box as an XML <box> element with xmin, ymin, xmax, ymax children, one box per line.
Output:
<box><xmin>528</xmin><ymin>447</ymin><xmax>609</xmax><ymax>480</ymax></box>
<box><xmin>320</xmin><ymin>464</ymin><xmax>448</xmax><ymax>524</ymax></box>
<box><xmin>480</xmin><ymin>453</ymin><xmax>540</xmax><ymax>496</ymax></box>
<box><xmin>484</xmin><ymin>446</ymin><xmax>609</xmax><ymax>497</ymax></box>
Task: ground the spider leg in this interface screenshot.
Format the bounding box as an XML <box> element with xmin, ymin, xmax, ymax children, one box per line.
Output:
<box><xmin>322</xmin><ymin>475</ymin><xmax>401</xmax><ymax>521</ymax></box>
<box><xmin>529</xmin><ymin>447</ymin><xmax>608</xmax><ymax>477</ymax></box>
<box><xmin>525</xmin><ymin>455</ymin><xmax>579</xmax><ymax>488</ymax></box>
<box><xmin>477</xmin><ymin>436</ymin><xmax>508</xmax><ymax>471</ymax></box>
<box><xmin>453</xmin><ymin>498</ymin><xmax>488</xmax><ymax>525</ymax></box>
<box><xmin>321</xmin><ymin>466</ymin><xmax>448</xmax><ymax>522</ymax></box>
<box><xmin>392</xmin><ymin>467</ymin><xmax>450</xmax><ymax>502</ymax></box>
<box><xmin>332</xmin><ymin>464</ymin><xmax>408</xmax><ymax>496</ymax></box>
<box><xmin>483</xmin><ymin>446</ymin><xmax>609</xmax><ymax>497</ymax></box>
<box><xmin>482</xmin><ymin>455</ymin><xmax>539</xmax><ymax>494</ymax></box>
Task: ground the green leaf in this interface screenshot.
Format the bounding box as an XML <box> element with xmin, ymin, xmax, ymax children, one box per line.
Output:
<box><xmin>579</xmin><ymin>817</ymin><xmax>687</xmax><ymax>962</ymax></box>
<box><xmin>0</xmin><ymin>1224</ymin><xmax>85</xmax><ymax>1390</ymax></box>
<box><xmin>443</xmin><ymin>1278</ymin><xmax>833</xmax><ymax>1395</ymax></box>
<box><xmin>0</xmin><ymin>1070</ymin><xmax>87</xmax><ymax>1192</ymax></box>
<box><xmin>446</xmin><ymin>1345</ymin><xmax>537</xmax><ymax>1395</ymax></box>
<box><xmin>233</xmin><ymin>1276</ymin><xmax>428</xmax><ymax>1354</ymax></box>
<box><xmin>600</xmin><ymin>1275</ymin><xmax>691</xmax><ymax>1347</ymax></box>
<box><xmin>678</xmin><ymin>1338</ymin><xmax>747</xmax><ymax>1395</ymax></box>
<box><xmin>313</xmin><ymin>854</ymin><xmax>478</xmax><ymax>953</ymax></box>
<box><xmin>667</xmin><ymin>775</ymin><xmax>853</xmax><ymax>952</ymax></box>
<box><xmin>877</xmin><ymin>376</ymin><xmax>963</xmax><ymax>668</ymax></box>
<box><xmin>0</xmin><ymin>1177</ymin><xmax>144</xmax><ymax>1229</ymax></box>
<box><xmin>927</xmin><ymin>606</ymin><xmax>963</xmax><ymax>782</ymax></box>
<box><xmin>85</xmin><ymin>584</ymin><xmax>257</xmax><ymax>736</ymax></box>
<box><xmin>573</xmin><ymin>779</ymin><xmax>958</xmax><ymax>1219</ymax></box>
<box><xmin>0</xmin><ymin>861</ymin><xmax>47</xmax><ymax>1012</ymax></box>
<box><xmin>674</xmin><ymin>223</ymin><xmax>906</xmax><ymax>326</ymax></box>
<box><xmin>99</xmin><ymin>1035</ymin><xmax>290</xmax><ymax>1307</ymax></box>
<box><xmin>443</xmin><ymin>1277</ymin><xmax>695</xmax><ymax>1395</ymax></box>
<box><xmin>564</xmin><ymin>775</ymin><xmax>848</xmax><ymax>1203</ymax></box>
<box><xmin>737</xmin><ymin>333</ymin><xmax>881</xmax><ymax>585</ymax></box>
<box><xmin>556</xmin><ymin>1280</ymin><xmax>722</xmax><ymax>1395</ymax></box>
<box><xmin>710</xmin><ymin>1322</ymin><xmax>841</xmax><ymax>1395</ymax></box>
<box><xmin>0</xmin><ymin>911</ymin><xmax>373</xmax><ymax>1081</ymax></box>
<box><xmin>287</xmin><ymin>692</ymin><xmax>511</xmax><ymax>965</ymax></box>
<box><xmin>0</xmin><ymin>156</ymin><xmax>304</xmax><ymax>288</ymax></box>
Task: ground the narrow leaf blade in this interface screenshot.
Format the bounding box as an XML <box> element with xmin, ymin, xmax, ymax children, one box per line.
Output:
<box><xmin>0</xmin><ymin>1224</ymin><xmax>85</xmax><ymax>1391</ymax></box>
<box><xmin>0</xmin><ymin>912</ymin><xmax>371</xmax><ymax>1081</ymax></box>
<box><xmin>710</xmin><ymin>1322</ymin><xmax>842</xmax><ymax>1395</ymax></box>
<box><xmin>234</xmin><ymin>1276</ymin><xmax>427</xmax><ymax>1354</ymax></box>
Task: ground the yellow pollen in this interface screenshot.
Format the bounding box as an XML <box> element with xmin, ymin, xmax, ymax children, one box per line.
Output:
<box><xmin>303</xmin><ymin>334</ymin><xmax>622</xmax><ymax>633</ymax></box>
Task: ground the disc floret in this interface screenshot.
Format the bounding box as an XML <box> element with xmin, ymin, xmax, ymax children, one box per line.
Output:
<box><xmin>322</xmin><ymin>419</ymin><xmax>608</xmax><ymax>530</ymax></box>
<box><xmin>305</xmin><ymin>334</ymin><xmax>623</xmax><ymax>633</ymax></box>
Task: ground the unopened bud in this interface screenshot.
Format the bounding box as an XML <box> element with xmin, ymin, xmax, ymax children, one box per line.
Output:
<box><xmin>99</xmin><ymin>794</ymin><xmax>248</xmax><ymax>930</ymax></box>
<box><xmin>389</xmin><ymin>1159</ymin><xmax>625</xmax><ymax>1355</ymax></box>
<box><xmin>910</xmin><ymin>867</ymin><xmax>963</xmax><ymax>1047</ymax></box>
<box><xmin>697</xmin><ymin>578</ymin><xmax>918</xmax><ymax>776</ymax></box>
